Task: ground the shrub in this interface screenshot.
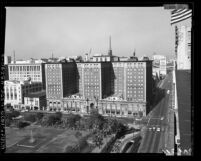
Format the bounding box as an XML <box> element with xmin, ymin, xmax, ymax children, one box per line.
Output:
<box><xmin>11</xmin><ymin>110</ymin><xmax>20</xmax><ymax>118</ymax></box>
<box><xmin>36</xmin><ymin>112</ymin><xmax>44</xmax><ymax>121</ymax></box>
<box><xmin>5</xmin><ymin>118</ymin><xmax>11</xmax><ymax>127</ymax></box>
<box><xmin>24</xmin><ymin>114</ymin><xmax>36</xmax><ymax>122</ymax></box>
<box><xmin>65</xmin><ymin>145</ymin><xmax>78</xmax><ymax>153</ymax></box>
<box><xmin>17</xmin><ymin>121</ymin><xmax>30</xmax><ymax>129</ymax></box>
<box><xmin>75</xmin><ymin>131</ymin><xmax>82</xmax><ymax>139</ymax></box>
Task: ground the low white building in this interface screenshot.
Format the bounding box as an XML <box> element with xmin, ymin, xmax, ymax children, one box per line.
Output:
<box><xmin>4</xmin><ymin>56</ymin><xmax>12</xmax><ymax>65</ymax></box>
<box><xmin>4</xmin><ymin>80</ymin><xmax>43</xmax><ymax>109</ymax></box>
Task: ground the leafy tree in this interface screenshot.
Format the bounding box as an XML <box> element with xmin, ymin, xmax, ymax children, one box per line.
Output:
<box><xmin>24</xmin><ymin>114</ymin><xmax>36</xmax><ymax>122</ymax></box>
<box><xmin>17</xmin><ymin>121</ymin><xmax>30</xmax><ymax>129</ymax></box>
<box><xmin>5</xmin><ymin>118</ymin><xmax>11</xmax><ymax>127</ymax></box>
<box><xmin>75</xmin><ymin>131</ymin><xmax>82</xmax><ymax>139</ymax></box>
<box><xmin>65</xmin><ymin>146</ymin><xmax>77</xmax><ymax>153</ymax></box>
<box><xmin>36</xmin><ymin>112</ymin><xmax>44</xmax><ymax>121</ymax></box>
<box><xmin>47</xmin><ymin>114</ymin><xmax>57</xmax><ymax>126</ymax></box>
<box><xmin>116</xmin><ymin>123</ymin><xmax>128</xmax><ymax>139</ymax></box>
<box><xmin>87</xmin><ymin>109</ymin><xmax>105</xmax><ymax>130</ymax></box>
<box><xmin>11</xmin><ymin>110</ymin><xmax>20</xmax><ymax>118</ymax></box>
<box><xmin>66</xmin><ymin>114</ymin><xmax>81</xmax><ymax>129</ymax></box>
<box><xmin>55</xmin><ymin>112</ymin><xmax>62</xmax><ymax>120</ymax></box>
<box><xmin>92</xmin><ymin>131</ymin><xmax>104</xmax><ymax>149</ymax></box>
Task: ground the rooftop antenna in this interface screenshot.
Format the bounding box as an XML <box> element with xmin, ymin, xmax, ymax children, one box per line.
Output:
<box><xmin>13</xmin><ymin>50</ymin><xmax>16</xmax><ymax>64</ymax></box>
<box><xmin>89</xmin><ymin>48</ymin><xmax>92</xmax><ymax>58</ymax></box>
<box><xmin>108</xmin><ymin>35</ymin><xmax>112</xmax><ymax>56</ymax></box>
<box><xmin>133</xmin><ymin>48</ymin><xmax>136</xmax><ymax>57</ymax></box>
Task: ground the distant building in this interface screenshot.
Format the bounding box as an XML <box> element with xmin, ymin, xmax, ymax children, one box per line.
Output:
<box><xmin>8</xmin><ymin>63</ymin><xmax>46</xmax><ymax>89</ymax></box>
<box><xmin>152</xmin><ymin>55</ymin><xmax>167</xmax><ymax>76</ymax></box>
<box><xmin>24</xmin><ymin>90</ymin><xmax>46</xmax><ymax>111</ymax></box>
<box><xmin>4</xmin><ymin>56</ymin><xmax>11</xmax><ymax>65</ymax></box>
<box><xmin>4</xmin><ymin>80</ymin><xmax>43</xmax><ymax>109</ymax></box>
<box><xmin>119</xmin><ymin>57</ymin><xmax>129</xmax><ymax>61</ymax></box>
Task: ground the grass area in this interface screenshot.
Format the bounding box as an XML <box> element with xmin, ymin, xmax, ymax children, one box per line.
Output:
<box><xmin>6</xmin><ymin>126</ymin><xmax>90</xmax><ymax>153</ymax></box>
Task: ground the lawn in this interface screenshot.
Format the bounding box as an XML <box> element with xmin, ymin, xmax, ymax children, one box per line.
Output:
<box><xmin>5</xmin><ymin>126</ymin><xmax>90</xmax><ymax>153</ymax></box>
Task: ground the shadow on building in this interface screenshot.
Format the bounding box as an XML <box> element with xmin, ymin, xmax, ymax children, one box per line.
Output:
<box><xmin>148</xmin><ymin>87</ymin><xmax>166</xmax><ymax>112</ymax></box>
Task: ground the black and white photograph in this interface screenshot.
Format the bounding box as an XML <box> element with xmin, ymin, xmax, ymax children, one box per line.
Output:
<box><xmin>1</xmin><ymin>4</ymin><xmax>193</xmax><ymax>155</ymax></box>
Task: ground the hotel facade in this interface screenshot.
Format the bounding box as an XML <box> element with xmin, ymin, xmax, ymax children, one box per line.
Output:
<box><xmin>45</xmin><ymin>60</ymin><xmax>153</xmax><ymax>117</ymax></box>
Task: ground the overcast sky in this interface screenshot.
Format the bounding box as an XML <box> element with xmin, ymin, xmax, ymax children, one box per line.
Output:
<box><xmin>5</xmin><ymin>7</ymin><xmax>175</xmax><ymax>60</ymax></box>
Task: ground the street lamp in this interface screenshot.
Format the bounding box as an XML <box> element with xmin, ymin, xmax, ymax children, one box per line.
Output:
<box><xmin>86</xmin><ymin>98</ymin><xmax>89</xmax><ymax>114</ymax></box>
<box><xmin>94</xmin><ymin>96</ymin><xmax>99</xmax><ymax>110</ymax></box>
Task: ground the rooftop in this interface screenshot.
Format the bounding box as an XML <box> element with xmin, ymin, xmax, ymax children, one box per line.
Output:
<box><xmin>26</xmin><ymin>90</ymin><xmax>46</xmax><ymax>98</ymax></box>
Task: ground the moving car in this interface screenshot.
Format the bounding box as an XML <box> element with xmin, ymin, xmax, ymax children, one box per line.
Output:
<box><xmin>157</xmin><ymin>127</ymin><xmax>160</xmax><ymax>132</ymax></box>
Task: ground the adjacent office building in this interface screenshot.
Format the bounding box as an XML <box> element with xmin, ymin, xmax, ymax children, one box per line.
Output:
<box><xmin>4</xmin><ymin>80</ymin><xmax>43</xmax><ymax>109</ymax></box>
<box><xmin>8</xmin><ymin>63</ymin><xmax>46</xmax><ymax>89</ymax></box>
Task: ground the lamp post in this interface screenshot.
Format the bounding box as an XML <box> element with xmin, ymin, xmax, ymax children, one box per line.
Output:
<box><xmin>94</xmin><ymin>96</ymin><xmax>99</xmax><ymax>111</ymax></box>
<box><xmin>86</xmin><ymin>98</ymin><xmax>89</xmax><ymax>114</ymax></box>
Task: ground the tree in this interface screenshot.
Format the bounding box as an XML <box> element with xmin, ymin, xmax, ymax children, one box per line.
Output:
<box><xmin>92</xmin><ymin>131</ymin><xmax>104</xmax><ymax>149</ymax></box>
<box><xmin>11</xmin><ymin>110</ymin><xmax>20</xmax><ymax>118</ymax></box>
<box><xmin>116</xmin><ymin>122</ymin><xmax>128</xmax><ymax>139</ymax></box>
<box><xmin>24</xmin><ymin>114</ymin><xmax>36</xmax><ymax>122</ymax></box>
<box><xmin>47</xmin><ymin>114</ymin><xmax>57</xmax><ymax>126</ymax></box>
<box><xmin>75</xmin><ymin>131</ymin><xmax>82</xmax><ymax>139</ymax></box>
<box><xmin>66</xmin><ymin>114</ymin><xmax>81</xmax><ymax>129</ymax></box>
<box><xmin>17</xmin><ymin>121</ymin><xmax>30</xmax><ymax>129</ymax></box>
<box><xmin>65</xmin><ymin>146</ymin><xmax>77</xmax><ymax>153</ymax></box>
<box><xmin>87</xmin><ymin>109</ymin><xmax>105</xmax><ymax>130</ymax></box>
<box><xmin>36</xmin><ymin>112</ymin><xmax>44</xmax><ymax>121</ymax></box>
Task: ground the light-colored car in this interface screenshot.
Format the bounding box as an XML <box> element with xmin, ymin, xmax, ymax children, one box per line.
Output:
<box><xmin>157</xmin><ymin>127</ymin><xmax>160</xmax><ymax>132</ymax></box>
<box><xmin>152</xmin><ymin>127</ymin><xmax>156</xmax><ymax>131</ymax></box>
<box><xmin>167</xmin><ymin>90</ymin><xmax>170</xmax><ymax>94</ymax></box>
<box><xmin>149</xmin><ymin>127</ymin><xmax>152</xmax><ymax>131</ymax></box>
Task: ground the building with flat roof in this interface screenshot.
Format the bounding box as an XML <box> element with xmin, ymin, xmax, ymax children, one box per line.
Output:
<box><xmin>45</xmin><ymin>62</ymin><xmax>77</xmax><ymax>111</ymax></box>
<box><xmin>4</xmin><ymin>80</ymin><xmax>43</xmax><ymax>109</ymax></box>
<box><xmin>8</xmin><ymin>63</ymin><xmax>46</xmax><ymax>89</ymax></box>
<box><xmin>152</xmin><ymin>55</ymin><xmax>167</xmax><ymax>76</ymax></box>
<box><xmin>4</xmin><ymin>56</ymin><xmax>11</xmax><ymax>65</ymax></box>
<box><xmin>44</xmin><ymin>59</ymin><xmax>153</xmax><ymax>117</ymax></box>
<box><xmin>24</xmin><ymin>90</ymin><xmax>46</xmax><ymax>111</ymax></box>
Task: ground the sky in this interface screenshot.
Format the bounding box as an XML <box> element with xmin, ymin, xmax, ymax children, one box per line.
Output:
<box><xmin>5</xmin><ymin>7</ymin><xmax>175</xmax><ymax>60</ymax></box>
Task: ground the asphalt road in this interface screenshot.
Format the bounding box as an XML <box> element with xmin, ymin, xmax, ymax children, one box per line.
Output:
<box><xmin>138</xmin><ymin>72</ymin><xmax>173</xmax><ymax>153</ymax></box>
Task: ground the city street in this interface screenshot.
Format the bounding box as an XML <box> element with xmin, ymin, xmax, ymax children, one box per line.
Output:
<box><xmin>138</xmin><ymin>72</ymin><xmax>173</xmax><ymax>153</ymax></box>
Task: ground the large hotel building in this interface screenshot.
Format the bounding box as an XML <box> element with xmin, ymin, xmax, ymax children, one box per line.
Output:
<box><xmin>45</xmin><ymin>59</ymin><xmax>152</xmax><ymax>117</ymax></box>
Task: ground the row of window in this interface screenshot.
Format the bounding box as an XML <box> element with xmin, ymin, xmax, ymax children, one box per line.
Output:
<box><xmin>9</xmin><ymin>66</ymin><xmax>41</xmax><ymax>71</ymax></box>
